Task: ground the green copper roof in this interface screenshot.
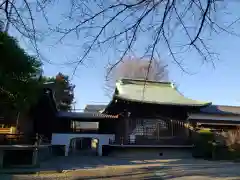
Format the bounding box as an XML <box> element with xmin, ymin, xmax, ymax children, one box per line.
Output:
<box><xmin>114</xmin><ymin>79</ymin><xmax>211</xmax><ymax>106</ymax></box>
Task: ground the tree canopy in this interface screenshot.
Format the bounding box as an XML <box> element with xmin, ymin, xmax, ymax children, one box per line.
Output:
<box><xmin>41</xmin><ymin>73</ymin><xmax>75</xmax><ymax>111</ymax></box>
<box><xmin>105</xmin><ymin>57</ymin><xmax>168</xmax><ymax>95</ymax></box>
<box><xmin>0</xmin><ymin>32</ymin><xmax>76</xmax><ymax>118</ymax></box>
<box><xmin>0</xmin><ymin>32</ymin><xmax>42</xmax><ymax>116</ymax></box>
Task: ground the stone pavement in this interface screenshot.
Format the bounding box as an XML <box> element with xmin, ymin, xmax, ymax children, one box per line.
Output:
<box><xmin>1</xmin><ymin>155</ymin><xmax>240</xmax><ymax>179</ymax></box>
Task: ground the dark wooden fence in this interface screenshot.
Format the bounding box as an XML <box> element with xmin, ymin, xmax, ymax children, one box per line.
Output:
<box><xmin>0</xmin><ymin>133</ymin><xmax>50</xmax><ymax>145</ymax></box>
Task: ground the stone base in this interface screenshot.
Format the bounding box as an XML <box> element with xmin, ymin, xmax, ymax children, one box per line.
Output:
<box><xmin>103</xmin><ymin>145</ymin><xmax>193</xmax><ymax>159</ymax></box>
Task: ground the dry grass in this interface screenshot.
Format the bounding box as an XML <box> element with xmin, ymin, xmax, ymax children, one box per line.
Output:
<box><xmin>221</xmin><ymin>129</ymin><xmax>240</xmax><ymax>150</ymax></box>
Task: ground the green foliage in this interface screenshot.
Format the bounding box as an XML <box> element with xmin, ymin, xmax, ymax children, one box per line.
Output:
<box><xmin>213</xmin><ymin>145</ymin><xmax>240</xmax><ymax>160</ymax></box>
<box><xmin>0</xmin><ymin>33</ymin><xmax>42</xmax><ymax>76</ymax></box>
<box><xmin>192</xmin><ymin>130</ymin><xmax>215</xmax><ymax>159</ymax></box>
<box><xmin>197</xmin><ymin>128</ymin><xmax>212</xmax><ymax>133</ymax></box>
<box><xmin>192</xmin><ymin>129</ymin><xmax>240</xmax><ymax>161</ymax></box>
<box><xmin>42</xmin><ymin>73</ymin><xmax>75</xmax><ymax>111</ymax></box>
<box><xmin>0</xmin><ymin>32</ymin><xmax>42</xmax><ymax>115</ymax></box>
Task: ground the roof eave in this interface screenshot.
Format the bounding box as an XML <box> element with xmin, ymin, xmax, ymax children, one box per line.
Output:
<box><xmin>114</xmin><ymin>95</ymin><xmax>212</xmax><ymax>107</ymax></box>
<box><xmin>194</xmin><ymin>112</ymin><xmax>240</xmax><ymax>117</ymax></box>
<box><xmin>101</xmin><ymin>98</ymin><xmax>117</xmax><ymax>114</ymax></box>
<box><xmin>56</xmin><ymin>111</ymin><xmax>118</xmax><ymax>119</ymax></box>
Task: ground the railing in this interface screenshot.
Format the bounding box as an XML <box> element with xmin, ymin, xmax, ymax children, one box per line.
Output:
<box><xmin>0</xmin><ymin>133</ymin><xmax>51</xmax><ymax>145</ymax></box>
<box><xmin>0</xmin><ymin>128</ymin><xmax>12</xmax><ymax>134</ymax></box>
<box><xmin>109</xmin><ymin>136</ymin><xmax>190</xmax><ymax>146</ymax></box>
<box><xmin>38</xmin><ymin>134</ymin><xmax>51</xmax><ymax>144</ymax></box>
<box><xmin>0</xmin><ymin>133</ymin><xmax>31</xmax><ymax>145</ymax></box>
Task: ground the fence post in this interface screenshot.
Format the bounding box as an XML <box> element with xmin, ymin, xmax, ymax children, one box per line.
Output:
<box><xmin>120</xmin><ymin>137</ymin><xmax>123</xmax><ymax>145</ymax></box>
<box><xmin>32</xmin><ymin>133</ymin><xmax>39</xmax><ymax>167</ymax></box>
<box><xmin>0</xmin><ymin>150</ymin><xmax>4</xmax><ymax>168</ymax></box>
<box><xmin>35</xmin><ymin>133</ymin><xmax>39</xmax><ymax>146</ymax></box>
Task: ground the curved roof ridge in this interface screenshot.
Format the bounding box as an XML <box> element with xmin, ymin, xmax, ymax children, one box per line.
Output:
<box><xmin>114</xmin><ymin>78</ymin><xmax>211</xmax><ymax>107</ymax></box>
<box><xmin>118</xmin><ymin>78</ymin><xmax>174</xmax><ymax>86</ymax></box>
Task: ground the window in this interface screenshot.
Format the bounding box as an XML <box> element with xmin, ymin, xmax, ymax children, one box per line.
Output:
<box><xmin>71</xmin><ymin>121</ymin><xmax>99</xmax><ymax>132</ymax></box>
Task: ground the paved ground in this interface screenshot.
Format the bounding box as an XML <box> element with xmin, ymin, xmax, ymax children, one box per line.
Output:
<box><xmin>1</xmin><ymin>155</ymin><xmax>240</xmax><ymax>180</ymax></box>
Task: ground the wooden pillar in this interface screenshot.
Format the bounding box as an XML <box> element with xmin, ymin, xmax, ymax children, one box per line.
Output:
<box><xmin>0</xmin><ymin>150</ymin><xmax>4</xmax><ymax>168</ymax></box>
<box><xmin>114</xmin><ymin>116</ymin><xmax>124</xmax><ymax>144</ymax></box>
<box><xmin>32</xmin><ymin>133</ymin><xmax>39</xmax><ymax>167</ymax></box>
<box><xmin>124</xmin><ymin>111</ymin><xmax>130</xmax><ymax>144</ymax></box>
<box><xmin>185</xmin><ymin>119</ymin><xmax>191</xmax><ymax>141</ymax></box>
<box><xmin>32</xmin><ymin>147</ymin><xmax>38</xmax><ymax>167</ymax></box>
<box><xmin>124</xmin><ymin>118</ymin><xmax>129</xmax><ymax>144</ymax></box>
<box><xmin>179</xmin><ymin>121</ymin><xmax>182</xmax><ymax>136</ymax></box>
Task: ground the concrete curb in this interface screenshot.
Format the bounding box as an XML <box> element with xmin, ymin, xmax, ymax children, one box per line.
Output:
<box><xmin>0</xmin><ymin>169</ymin><xmax>64</xmax><ymax>175</ymax></box>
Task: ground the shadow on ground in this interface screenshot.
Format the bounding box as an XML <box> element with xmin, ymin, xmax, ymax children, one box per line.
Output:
<box><xmin>69</xmin><ymin>157</ymin><xmax>240</xmax><ymax>180</ymax></box>
<box><xmin>2</xmin><ymin>155</ymin><xmax>240</xmax><ymax>180</ymax></box>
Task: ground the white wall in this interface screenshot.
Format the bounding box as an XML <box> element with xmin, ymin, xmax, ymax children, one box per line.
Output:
<box><xmin>74</xmin><ymin>122</ymin><xmax>99</xmax><ymax>129</ymax></box>
<box><xmin>51</xmin><ymin>133</ymin><xmax>115</xmax><ymax>156</ymax></box>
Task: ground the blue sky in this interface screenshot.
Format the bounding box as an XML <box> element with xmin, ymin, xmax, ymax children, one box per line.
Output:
<box><xmin>9</xmin><ymin>1</ymin><xmax>240</xmax><ymax>110</ymax></box>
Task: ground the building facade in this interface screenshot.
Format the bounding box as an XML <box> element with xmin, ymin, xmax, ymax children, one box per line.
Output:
<box><xmin>32</xmin><ymin>79</ymin><xmax>240</xmax><ymax>156</ymax></box>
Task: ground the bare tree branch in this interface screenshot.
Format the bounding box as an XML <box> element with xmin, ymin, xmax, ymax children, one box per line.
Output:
<box><xmin>190</xmin><ymin>0</ymin><xmax>211</xmax><ymax>45</ymax></box>
<box><xmin>105</xmin><ymin>57</ymin><xmax>169</xmax><ymax>96</ymax></box>
<box><xmin>1</xmin><ymin>0</ymin><xmax>240</xmax><ymax>83</ymax></box>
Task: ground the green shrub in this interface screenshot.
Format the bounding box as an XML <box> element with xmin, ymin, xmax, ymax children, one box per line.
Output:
<box><xmin>192</xmin><ymin>129</ymin><xmax>240</xmax><ymax>161</ymax></box>
<box><xmin>192</xmin><ymin>130</ymin><xmax>214</xmax><ymax>159</ymax></box>
<box><xmin>213</xmin><ymin>145</ymin><xmax>240</xmax><ymax>160</ymax></box>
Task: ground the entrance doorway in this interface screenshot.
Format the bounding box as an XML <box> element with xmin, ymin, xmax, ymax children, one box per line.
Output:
<box><xmin>69</xmin><ymin>137</ymin><xmax>99</xmax><ymax>156</ymax></box>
